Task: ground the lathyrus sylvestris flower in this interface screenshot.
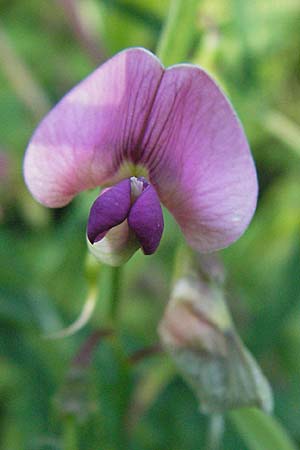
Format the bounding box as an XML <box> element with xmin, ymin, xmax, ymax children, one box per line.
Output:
<box><xmin>24</xmin><ymin>48</ymin><xmax>258</xmax><ymax>265</ymax></box>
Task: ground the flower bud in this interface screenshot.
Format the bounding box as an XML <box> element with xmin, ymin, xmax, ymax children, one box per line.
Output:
<box><xmin>159</xmin><ymin>250</ymin><xmax>273</xmax><ymax>414</ymax></box>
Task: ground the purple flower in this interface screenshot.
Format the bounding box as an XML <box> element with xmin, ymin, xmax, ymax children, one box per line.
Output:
<box><xmin>23</xmin><ymin>48</ymin><xmax>258</xmax><ymax>264</ymax></box>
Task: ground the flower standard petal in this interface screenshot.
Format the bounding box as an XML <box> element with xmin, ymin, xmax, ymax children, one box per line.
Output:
<box><xmin>140</xmin><ymin>65</ymin><xmax>258</xmax><ymax>252</ymax></box>
<box><xmin>87</xmin><ymin>178</ymin><xmax>131</xmax><ymax>244</ymax></box>
<box><xmin>23</xmin><ymin>48</ymin><xmax>164</xmax><ymax>207</ymax></box>
<box><xmin>128</xmin><ymin>184</ymin><xmax>164</xmax><ymax>255</ymax></box>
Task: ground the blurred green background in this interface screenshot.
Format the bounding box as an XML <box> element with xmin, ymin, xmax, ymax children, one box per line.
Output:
<box><xmin>1</xmin><ymin>0</ymin><xmax>300</xmax><ymax>449</ymax></box>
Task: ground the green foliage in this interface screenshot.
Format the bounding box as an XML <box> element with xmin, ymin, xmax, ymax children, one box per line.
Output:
<box><xmin>1</xmin><ymin>0</ymin><xmax>300</xmax><ymax>448</ymax></box>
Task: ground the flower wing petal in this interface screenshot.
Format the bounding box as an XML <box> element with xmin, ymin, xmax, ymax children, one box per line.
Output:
<box><xmin>24</xmin><ymin>48</ymin><xmax>164</xmax><ymax>207</ymax></box>
<box><xmin>140</xmin><ymin>65</ymin><xmax>258</xmax><ymax>252</ymax></box>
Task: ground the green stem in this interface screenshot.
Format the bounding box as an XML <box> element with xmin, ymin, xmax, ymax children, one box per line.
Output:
<box><xmin>206</xmin><ymin>414</ymin><xmax>224</xmax><ymax>450</ymax></box>
<box><xmin>229</xmin><ymin>408</ymin><xmax>298</xmax><ymax>450</ymax></box>
<box><xmin>107</xmin><ymin>266</ymin><xmax>130</xmax><ymax>447</ymax></box>
<box><xmin>156</xmin><ymin>0</ymin><xmax>200</xmax><ymax>66</ymax></box>
<box><xmin>262</xmin><ymin>110</ymin><xmax>300</xmax><ymax>158</ymax></box>
<box><xmin>57</xmin><ymin>0</ymin><xmax>106</xmax><ymax>64</ymax></box>
<box><xmin>63</xmin><ymin>416</ymin><xmax>78</xmax><ymax>450</ymax></box>
<box><xmin>0</xmin><ymin>23</ymin><xmax>50</xmax><ymax>120</ymax></box>
<box><xmin>108</xmin><ymin>266</ymin><xmax>123</xmax><ymax>323</ymax></box>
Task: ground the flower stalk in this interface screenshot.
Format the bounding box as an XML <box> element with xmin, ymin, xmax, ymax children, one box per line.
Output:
<box><xmin>108</xmin><ymin>265</ymin><xmax>123</xmax><ymax>323</ymax></box>
<box><xmin>62</xmin><ymin>417</ymin><xmax>78</xmax><ymax>450</ymax></box>
<box><xmin>157</xmin><ymin>0</ymin><xmax>200</xmax><ymax>65</ymax></box>
<box><xmin>206</xmin><ymin>413</ymin><xmax>224</xmax><ymax>450</ymax></box>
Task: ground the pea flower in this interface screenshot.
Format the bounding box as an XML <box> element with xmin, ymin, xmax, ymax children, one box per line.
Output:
<box><xmin>24</xmin><ymin>48</ymin><xmax>257</xmax><ymax>265</ymax></box>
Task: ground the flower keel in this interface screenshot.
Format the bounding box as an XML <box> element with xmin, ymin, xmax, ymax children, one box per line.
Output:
<box><xmin>87</xmin><ymin>176</ymin><xmax>164</xmax><ymax>265</ymax></box>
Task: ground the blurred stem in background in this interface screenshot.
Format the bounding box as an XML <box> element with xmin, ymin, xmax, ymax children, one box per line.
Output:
<box><xmin>108</xmin><ymin>266</ymin><xmax>123</xmax><ymax>324</ymax></box>
<box><xmin>230</xmin><ymin>408</ymin><xmax>298</xmax><ymax>450</ymax></box>
<box><xmin>206</xmin><ymin>414</ymin><xmax>224</xmax><ymax>450</ymax></box>
<box><xmin>57</xmin><ymin>0</ymin><xmax>106</xmax><ymax>64</ymax></box>
<box><xmin>262</xmin><ymin>110</ymin><xmax>300</xmax><ymax>160</ymax></box>
<box><xmin>156</xmin><ymin>0</ymin><xmax>200</xmax><ymax>65</ymax></box>
<box><xmin>63</xmin><ymin>416</ymin><xmax>78</xmax><ymax>450</ymax></box>
<box><xmin>193</xmin><ymin>13</ymin><xmax>221</xmax><ymax>78</ymax></box>
<box><xmin>0</xmin><ymin>22</ymin><xmax>50</xmax><ymax>120</ymax></box>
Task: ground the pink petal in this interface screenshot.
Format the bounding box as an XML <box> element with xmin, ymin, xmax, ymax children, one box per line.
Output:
<box><xmin>140</xmin><ymin>65</ymin><xmax>258</xmax><ymax>252</ymax></box>
<box><xmin>23</xmin><ymin>48</ymin><xmax>163</xmax><ymax>207</ymax></box>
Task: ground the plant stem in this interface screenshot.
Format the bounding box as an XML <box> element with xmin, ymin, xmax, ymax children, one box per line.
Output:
<box><xmin>72</xmin><ymin>328</ymin><xmax>113</xmax><ymax>367</ymax></box>
<box><xmin>206</xmin><ymin>414</ymin><xmax>224</xmax><ymax>450</ymax></box>
<box><xmin>0</xmin><ymin>22</ymin><xmax>50</xmax><ymax>120</ymax></box>
<box><xmin>128</xmin><ymin>343</ymin><xmax>162</xmax><ymax>365</ymax></box>
<box><xmin>263</xmin><ymin>110</ymin><xmax>300</xmax><ymax>158</ymax></box>
<box><xmin>156</xmin><ymin>0</ymin><xmax>200</xmax><ymax>66</ymax></box>
<box><xmin>229</xmin><ymin>408</ymin><xmax>298</xmax><ymax>450</ymax></box>
<box><xmin>109</xmin><ymin>266</ymin><xmax>123</xmax><ymax>323</ymax></box>
<box><xmin>57</xmin><ymin>0</ymin><xmax>106</xmax><ymax>64</ymax></box>
<box><xmin>63</xmin><ymin>416</ymin><xmax>78</xmax><ymax>450</ymax></box>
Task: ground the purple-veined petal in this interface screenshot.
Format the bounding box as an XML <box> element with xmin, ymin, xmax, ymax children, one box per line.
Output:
<box><xmin>87</xmin><ymin>179</ymin><xmax>131</xmax><ymax>244</ymax></box>
<box><xmin>140</xmin><ymin>65</ymin><xmax>258</xmax><ymax>252</ymax></box>
<box><xmin>23</xmin><ymin>48</ymin><xmax>164</xmax><ymax>207</ymax></box>
<box><xmin>128</xmin><ymin>184</ymin><xmax>164</xmax><ymax>254</ymax></box>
